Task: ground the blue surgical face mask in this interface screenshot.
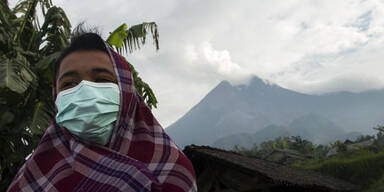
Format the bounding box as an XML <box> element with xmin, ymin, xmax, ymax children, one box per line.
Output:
<box><xmin>55</xmin><ymin>80</ymin><xmax>120</xmax><ymax>145</ymax></box>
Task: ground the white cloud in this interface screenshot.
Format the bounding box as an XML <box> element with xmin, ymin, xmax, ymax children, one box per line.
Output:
<box><xmin>25</xmin><ymin>0</ymin><xmax>384</xmax><ymax>127</ymax></box>
<box><xmin>202</xmin><ymin>41</ymin><xmax>241</xmax><ymax>74</ymax></box>
<box><xmin>183</xmin><ymin>42</ymin><xmax>250</xmax><ymax>84</ymax></box>
<box><xmin>184</xmin><ymin>44</ymin><xmax>198</xmax><ymax>62</ymax></box>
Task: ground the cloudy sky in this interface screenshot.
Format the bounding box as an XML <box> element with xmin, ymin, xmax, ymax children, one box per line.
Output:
<box><xmin>16</xmin><ymin>0</ymin><xmax>384</xmax><ymax>127</ymax></box>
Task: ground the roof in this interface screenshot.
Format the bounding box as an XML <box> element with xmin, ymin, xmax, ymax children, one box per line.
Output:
<box><xmin>184</xmin><ymin>145</ymin><xmax>361</xmax><ymax>192</ymax></box>
<box><xmin>265</xmin><ymin>149</ymin><xmax>313</xmax><ymax>159</ymax></box>
<box><xmin>344</xmin><ymin>139</ymin><xmax>354</xmax><ymax>144</ymax></box>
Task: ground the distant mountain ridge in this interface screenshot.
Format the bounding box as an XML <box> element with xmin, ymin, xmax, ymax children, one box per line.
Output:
<box><xmin>213</xmin><ymin>114</ymin><xmax>362</xmax><ymax>150</ymax></box>
<box><xmin>166</xmin><ymin>76</ymin><xmax>384</xmax><ymax>149</ymax></box>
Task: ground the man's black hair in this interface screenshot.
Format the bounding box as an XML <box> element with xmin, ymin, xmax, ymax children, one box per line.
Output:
<box><xmin>53</xmin><ymin>31</ymin><xmax>109</xmax><ymax>80</ymax></box>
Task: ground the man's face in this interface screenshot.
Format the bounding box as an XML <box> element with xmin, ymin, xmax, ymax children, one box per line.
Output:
<box><xmin>56</xmin><ymin>50</ymin><xmax>117</xmax><ymax>94</ymax></box>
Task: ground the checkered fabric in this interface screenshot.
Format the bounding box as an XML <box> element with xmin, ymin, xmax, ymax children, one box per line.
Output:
<box><xmin>7</xmin><ymin>45</ymin><xmax>197</xmax><ymax>192</ymax></box>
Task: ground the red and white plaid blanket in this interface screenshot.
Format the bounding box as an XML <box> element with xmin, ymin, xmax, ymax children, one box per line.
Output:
<box><xmin>7</xmin><ymin>46</ymin><xmax>197</xmax><ymax>192</ymax></box>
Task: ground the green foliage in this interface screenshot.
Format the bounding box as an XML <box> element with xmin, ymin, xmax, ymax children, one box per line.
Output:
<box><xmin>0</xmin><ymin>1</ymin><xmax>71</xmax><ymax>189</ymax></box>
<box><xmin>107</xmin><ymin>22</ymin><xmax>159</xmax><ymax>54</ymax></box>
<box><xmin>106</xmin><ymin>22</ymin><xmax>159</xmax><ymax>109</ymax></box>
<box><xmin>127</xmin><ymin>62</ymin><xmax>158</xmax><ymax>109</ymax></box>
<box><xmin>331</xmin><ymin>140</ymin><xmax>347</xmax><ymax>153</ymax></box>
<box><xmin>107</xmin><ymin>24</ymin><xmax>128</xmax><ymax>48</ymax></box>
<box><xmin>291</xmin><ymin>126</ymin><xmax>384</xmax><ymax>191</ymax></box>
<box><xmin>373</xmin><ymin>125</ymin><xmax>384</xmax><ymax>147</ymax></box>
<box><xmin>233</xmin><ymin>136</ymin><xmax>318</xmax><ymax>159</ymax></box>
<box><xmin>312</xmin><ymin>144</ymin><xmax>330</xmax><ymax>159</ymax></box>
<box><xmin>294</xmin><ymin>149</ymin><xmax>384</xmax><ymax>190</ymax></box>
<box><xmin>373</xmin><ymin>125</ymin><xmax>384</xmax><ymax>134</ymax></box>
<box><xmin>0</xmin><ymin>53</ymin><xmax>37</xmax><ymax>94</ymax></box>
<box><xmin>234</xmin><ymin>127</ymin><xmax>384</xmax><ymax>191</ymax></box>
<box><xmin>287</xmin><ymin>136</ymin><xmax>315</xmax><ymax>154</ymax></box>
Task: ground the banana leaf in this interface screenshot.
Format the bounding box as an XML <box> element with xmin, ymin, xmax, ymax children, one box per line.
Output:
<box><xmin>29</xmin><ymin>101</ymin><xmax>53</xmax><ymax>135</ymax></box>
<box><xmin>107</xmin><ymin>22</ymin><xmax>159</xmax><ymax>54</ymax></box>
<box><xmin>0</xmin><ymin>54</ymin><xmax>37</xmax><ymax>94</ymax></box>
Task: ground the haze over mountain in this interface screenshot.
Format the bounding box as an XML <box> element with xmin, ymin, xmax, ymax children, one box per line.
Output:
<box><xmin>213</xmin><ymin>114</ymin><xmax>362</xmax><ymax>150</ymax></box>
<box><xmin>166</xmin><ymin>76</ymin><xmax>384</xmax><ymax>149</ymax></box>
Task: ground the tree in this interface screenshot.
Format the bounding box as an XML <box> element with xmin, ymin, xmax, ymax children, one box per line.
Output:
<box><xmin>232</xmin><ymin>136</ymin><xmax>319</xmax><ymax>160</ymax></box>
<box><xmin>1</xmin><ymin>1</ymin><xmax>70</xmax><ymax>188</ymax></box>
<box><xmin>331</xmin><ymin>140</ymin><xmax>347</xmax><ymax>153</ymax></box>
<box><xmin>0</xmin><ymin>0</ymin><xmax>159</xmax><ymax>189</ymax></box>
<box><xmin>232</xmin><ymin>144</ymin><xmax>260</xmax><ymax>157</ymax></box>
<box><xmin>374</xmin><ymin>125</ymin><xmax>384</xmax><ymax>144</ymax></box>
<box><xmin>312</xmin><ymin>144</ymin><xmax>330</xmax><ymax>159</ymax></box>
<box><xmin>287</xmin><ymin>136</ymin><xmax>314</xmax><ymax>154</ymax></box>
<box><xmin>355</xmin><ymin>135</ymin><xmax>375</xmax><ymax>143</ymax></box>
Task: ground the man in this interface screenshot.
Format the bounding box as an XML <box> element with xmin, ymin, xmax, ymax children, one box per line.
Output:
<box><xmin>8</xmin><ymin>33</ymin><xmax>197</xmax><ymax>192</ymax></box>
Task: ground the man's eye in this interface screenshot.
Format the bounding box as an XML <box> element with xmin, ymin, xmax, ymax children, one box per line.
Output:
<box><xmin>96</xmin><ymin>78</ymin><xmax>115</xmax><ymax>83</ymax></box>
<box><xmin>62</xmin><ymin>82</ymin><xmax>78</xmax><ymax>88</ymax></box>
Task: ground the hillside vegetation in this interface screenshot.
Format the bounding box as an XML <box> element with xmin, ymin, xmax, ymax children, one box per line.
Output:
<box><xmin>233</xmin><ymin>125</ymin><xmax>384</xmax><ymax>191</ymax></box>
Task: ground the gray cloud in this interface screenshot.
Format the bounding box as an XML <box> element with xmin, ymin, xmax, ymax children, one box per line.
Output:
<box><xmin>14</xmin><ymin>0</ymin><xmax>384</xmax><ymax>127</ymax></box>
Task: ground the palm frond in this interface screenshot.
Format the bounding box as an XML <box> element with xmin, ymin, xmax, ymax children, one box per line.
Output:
<box><xmin>106</xmin><ymin>22</ymin><xmax>159</xmax><ymax>55</ymax></box>
<box><xmin>106</xmin><ymin>23</ymin><xmax>128</xmax><ymax>51</ymax></box>
<box><xmin>106</xmin><ymin>23</ymin><xmax>160</xmax><ymax>109</ymax></box>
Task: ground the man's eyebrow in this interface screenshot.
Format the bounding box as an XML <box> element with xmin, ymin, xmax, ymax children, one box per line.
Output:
<box><xmin>92</xmin><ymin>68</ymin><xmax>115</xmax><ymax>76</ymax></box>
<box><xmin>58</xmin><ymin>70</ymin><xmax>79</xmax><ymax>82</ymax></box>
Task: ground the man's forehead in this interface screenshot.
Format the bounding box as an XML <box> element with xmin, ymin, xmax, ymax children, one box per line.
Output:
<box><xmin>59</xmin><ymin>50</ymin><xmax>114</xmax><ymax>73</ymax></box>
